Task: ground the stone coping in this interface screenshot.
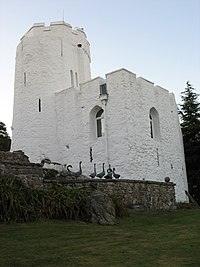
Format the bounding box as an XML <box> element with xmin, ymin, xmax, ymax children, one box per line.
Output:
<box><xmin>43</xmin><ymin>178</ymin><xmax>175</xmax><ymax>186</ymax></box>
<box><xmin>0</xmin><ymin>160</ymin><xmax>42</xmax><ymax>167</ymax></box>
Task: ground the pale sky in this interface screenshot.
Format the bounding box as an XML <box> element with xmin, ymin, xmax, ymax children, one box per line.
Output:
<box><xmin>0</xmin><ymin>0</ymin><xmax>200</xmax><ymax>136</ymax></box>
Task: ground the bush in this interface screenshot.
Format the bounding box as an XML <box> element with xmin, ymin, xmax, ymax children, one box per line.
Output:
<box><xmin>109</xmin><ymin>193</ymin><xmax>129</xmax><ymax>218</ymax></box>
<box><xmin>0</xmin><ymin>177</ymin><xmax>129</xmax><ymax>223</ymax></box>
<box><xmin>0</xmin><ymin>176</ymin><xmax>91</xmax><ymax>223</ymax></box>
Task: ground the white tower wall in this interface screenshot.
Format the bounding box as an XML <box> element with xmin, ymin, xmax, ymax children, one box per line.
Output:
<box><xmin>12</xmin><ymin>22</ymin><xmax>91</xmax><ymax>162</ymax></box>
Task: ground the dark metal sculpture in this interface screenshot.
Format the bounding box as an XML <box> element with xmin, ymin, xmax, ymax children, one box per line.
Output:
<box><xmin>164</xmin><ymin>177</ymin><xmax>170</xmax><ymax>182</ymax></box>
<box><xmin>58</xmin><ymin>162</ymin><xmax>82</xmax><ymax>178</ymax></box>
<box><xmin>41</xmin><ymin>158</ymin><xmax>51</xmax><ymax>166</ymax></box>
<box><xmin>104</xmin><ymin>164</ymin><xmax>113</xmax><ymax>179</ymax></box>
<box><xmin>113</xmin><ymin>168</ymin><xmax>120</xmax><ymax>179</ymax></box>
<box><xmin>67</xmin><ymin>164</ymin><xmax>73</xmax><ymax>173</ymax></box>
<box><xmin>58</xmin><ymin>164</ymin><xmax>73</xmax><ymax>177</ymax></box>
<box><xmin>96</xmin><ymin>163</ymin><xmax>105</xmax><ymax>178</ymax></box>
<box><xmin>72</xmin><ymin>161</ymin><xmax>82</xmax><ymax>177</ymax></box>
<box><xmin>89</xmin><ymin>163</ymin><xmax>96</xmax><ymax>178</ymax></box>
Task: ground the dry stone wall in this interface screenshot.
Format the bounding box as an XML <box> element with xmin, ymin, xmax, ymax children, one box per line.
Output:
<box><xmin>0</xmin><ymin>151</ymin><xmax>176</xmax><ymax>210</ymax></box>
<box><xmin>44</xmin><ymin>178</ymin><xmax>176</xmax><ymax>211</ymax></box>
<box><xmin>0</xmin><ymin>151</ymin><xmax>43</xmax><ymax>188</ymax></box>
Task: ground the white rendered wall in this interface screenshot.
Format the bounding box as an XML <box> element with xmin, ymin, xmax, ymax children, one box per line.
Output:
<box><xmin>12</xmin><ymin>23</ymin><xmax>187</xmax><ymax>202</ymax></box>
<box><xmin>12</xmin><ymin>22</ymin><xmax>91</xmax><ymax>162</ymax></box>
<box><xmin>55</xmin><ymin>68</ymin><xmax>188</xmax><ymax>202</ymax></box>
<box><xmin>106</xmin><ymin>69</ymin><xmax>187</xmax><ymax>202</ymax></box>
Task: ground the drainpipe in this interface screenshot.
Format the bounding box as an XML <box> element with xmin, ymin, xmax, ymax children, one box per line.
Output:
<box><xmin>99</xmin><ymin>89</ymin><xmax>109</xmax><ymax>165</ymax></box>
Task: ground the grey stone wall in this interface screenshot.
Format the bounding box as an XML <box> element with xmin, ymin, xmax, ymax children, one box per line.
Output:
<box><xmin>0</xmin><ymin>150</ymin><xmax>43</xmax><ymax>187</ymax></box>
<box><xmin>0</xmin><ymin>151</ymin><xmax>176</xmax><ymax>210</ymax></box>
<box><xmin>44</xmin><ymin>179</ymin><xmax>176</xmax><ymax>210</ymax></box>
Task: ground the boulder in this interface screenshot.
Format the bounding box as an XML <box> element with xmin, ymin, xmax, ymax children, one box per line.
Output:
<box><xmin>85</xmin><ymin>190</ymin><xmax>116</xmax><ymax>225</ymax></box>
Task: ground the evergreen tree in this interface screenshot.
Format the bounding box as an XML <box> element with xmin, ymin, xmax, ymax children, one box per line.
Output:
<box><xmin>179</xmin><ymin>81</ymin><xmax>200</xmax><ymax>204</ymax></box>
<box><xmin>179</xmin><ymin>81</ymin><xmax>200</xmax><ymax>145</ymax></box>
<box><xmin>0</xmin><ymin>121</ymin><xmax>11</xmax><ymax>151</ymax></box>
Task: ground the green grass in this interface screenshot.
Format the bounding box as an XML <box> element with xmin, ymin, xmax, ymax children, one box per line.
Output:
<box><xmin>0</xmin><ymin>209</ymin><xmax>200</xmax><ymax>267</ymax></box>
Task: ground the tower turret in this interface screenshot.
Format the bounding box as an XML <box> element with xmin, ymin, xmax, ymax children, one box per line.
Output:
<box><xmin>12</xmin><ymin>21</ymin><xmax>91</xmax><ymax>162</ymax></box>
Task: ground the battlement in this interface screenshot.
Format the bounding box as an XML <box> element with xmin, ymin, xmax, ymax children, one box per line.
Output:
<box><xmin>138</xmin><ymin>76</ymin><xmax>154</xmax><ymax>85</ymax></box>
<box><xmin>105</xmin><ymin>68</ymin><xmax>171</xmax><ymax>95</ymax></box>
<box><xmin>32</xmin><ymin>22</ymin><xmax>45</xmax><ymax>27</ymax></box>
<box><xmin>50</xmin><ymin>21</ymin><xmax>72</xmax><ymax>27</ymax></box>
<box><xmin>21</xmin><ymin>21</ymin><xmax>87</xmax><ymax>40</ymax></box>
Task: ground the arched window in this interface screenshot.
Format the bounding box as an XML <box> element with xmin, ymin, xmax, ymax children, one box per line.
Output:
<box><xmin>90</xmin><ymin>106</ymin><xmax>105</xmax><ymax>139</ymax></box>
<box><xmin>149</xmin><ymin>114</ymin><xmax>153</xmax><ymax>138</ymax></box>
<box><xmin>149</xmin><ymin>107</ymin><xmax>160</xmax><ymax>141</ymax></box>
<box><xmin>96</xmin><ymin>109</ymin><xmax>104</xmax><ymax>137</ymax></box>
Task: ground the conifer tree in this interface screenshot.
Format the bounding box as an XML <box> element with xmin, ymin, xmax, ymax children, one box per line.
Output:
<box><xmin>0</xmin><ymin>121</ymin><xmax>11</xmax><ymax>151</ymax></box>
<box><xmin>179</xmin><ymin>81</ymin><xmax>200</xmax><ymax>203</ymax></box>
<box><xmin>179</xmin><ymin>81</ymin><xmax>200</xmax><ymax>146</ymax></box>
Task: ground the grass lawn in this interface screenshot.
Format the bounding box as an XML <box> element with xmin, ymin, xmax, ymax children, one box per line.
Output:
<box><xmin>0</xmin><ymin>209</ymin><xmax>200</xmax><ymax>267</ymax></box>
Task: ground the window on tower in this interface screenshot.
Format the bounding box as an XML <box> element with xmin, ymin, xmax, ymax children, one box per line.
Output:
<box><xmin>39</xmin><ymin>98</ymin><xmax>42</xmax><ymax>112</ymax></box>
<box><xmin>75</xmin><ymin>72</ymin><xmax>78</xmax><ymax>87</ymax></box>
<box><xmin>70</xmin><ymin>70</ymin><xmax>74</xmax><ymax>87</ymax></box>
<box><xmin>24</xmin><ymin>72</ymin><xmax>26</xmax><ymax>86</ymax></box>
<box><xmin>96</xmin><ymin>109</ymin><xmax>105</xmax><ymax>138</ymax></box>
<box><xmin>149</xmin><ymin>114</ymin><xmax>153</xmax><ymax>138</ymax></box>
<box><xmin>149</xmin><ymin>107</ymin><xmax>160</xmax><ymax>141</ymax></box>
<box><xmin>90</xmin><ymin>106</ymin><xmax>105</xmax><ymax>140</ymax></box>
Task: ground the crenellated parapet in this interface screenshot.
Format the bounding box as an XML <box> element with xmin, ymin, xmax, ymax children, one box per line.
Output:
<box><xmin>20</xmin><ymin>21</ymin><xmax>91</xmax><ymax>62</ymax></box>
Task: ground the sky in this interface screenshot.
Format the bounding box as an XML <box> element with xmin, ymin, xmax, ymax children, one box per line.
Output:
<box><xmin>0</xmin><ymin>0</ymin><xmax>200</xmax><ymax>136</ymax></box>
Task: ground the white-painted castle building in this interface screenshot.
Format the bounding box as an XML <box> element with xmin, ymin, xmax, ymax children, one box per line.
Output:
<box><xmin>12</xmin><ymin>21</ymin><xmax>188</xmax><ymax>202</ymax></box>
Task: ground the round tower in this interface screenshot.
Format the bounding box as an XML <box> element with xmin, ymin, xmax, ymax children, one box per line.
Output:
<box><xmin>11</xmin><ymin>21</ymin><xmax>91</xmax><ymax>162</ymax></box>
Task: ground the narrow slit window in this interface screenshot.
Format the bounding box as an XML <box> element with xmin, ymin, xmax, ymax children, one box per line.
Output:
<box><xmin>70</xmin><ymin>70</ymin><xmax>74</xmax><ymax>87</ymax></box>
<box><xmin>150</xmin><ymin>114</ymin><xmax>153</xmax><ymax>138</ymax></box>
<box><xmin>24</xmin><ymin>72</ymin><xmax>26</xmax><ymax>86</ymax></box>
<box><xmin>61</xmin><ymin>40</ymin><xmax>63</xmax><ymax>57</ymax></box>
<box><xmin>75</xmin><ymin>72</ymin><xmax>78</xmax><ymax>87</ymax></box>
<box><xmin>39</xmin><ymin>98</ymin><xmax>41</xmax><ymax>112</ymax></box>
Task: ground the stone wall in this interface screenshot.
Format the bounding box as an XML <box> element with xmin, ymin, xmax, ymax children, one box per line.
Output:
<box><xmin>44</xmin><ymin>178</ymin><xmax>176</xmax><ymax>210</ymax></box>
<box><xmin>0</xmin><ymin>151</ymin><xmax>43</xmax><ymax>187</ymax></box>
<box><xmin>0</xmin><ymin>151</ymin><xmax>176</xmax><ymax>210</ymax></box>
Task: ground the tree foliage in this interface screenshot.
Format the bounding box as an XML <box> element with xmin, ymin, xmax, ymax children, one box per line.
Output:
<box><xmin>0</xmin><ymin>121</ymin><xmax>11</xmax><ymax>151</ymax></box>
<box><xmin>179</xmin><ymin>81</ymin><xmax>200</xmax><ymax>146</ymax></box>
<box><xmin>179</xmin><ymin>81</ymin><xmax>200</xmax><ymax>204</ymax></box>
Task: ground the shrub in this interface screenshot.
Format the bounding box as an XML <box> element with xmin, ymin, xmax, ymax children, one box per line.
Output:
<box><xmin>0</xmin><ymin>176</ymin><xmax>91</xmax><ymax>223</ymax></box>
<box><xmin>0</xmin><ymin>177</ymin><xmax>129</xmax><ymax>223</ymax></box>
<box><xmin>109</xmin><ymin>193</ymin><xmax>129</xmax><ymax>218</ymax></box>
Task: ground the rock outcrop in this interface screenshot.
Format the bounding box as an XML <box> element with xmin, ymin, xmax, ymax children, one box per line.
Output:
<box><xmin>85</xmin><ymin>190</ymin><xmax>116</xmax><ymax>225</ymax></box>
